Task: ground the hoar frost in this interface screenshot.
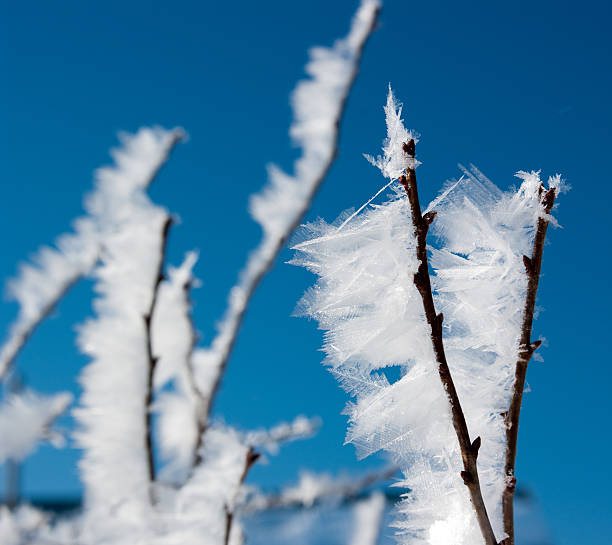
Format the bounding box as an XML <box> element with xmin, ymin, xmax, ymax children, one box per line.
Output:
<box><xmin>293</xmin><ymin>87</ymin><xmax>561</xmax><ymax>545</ymax></box>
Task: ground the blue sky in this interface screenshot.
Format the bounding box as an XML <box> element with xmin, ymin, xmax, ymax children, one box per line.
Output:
<box><xmin>1</xmin><ymin>1</ymin><xmax>610</xmax><ymax>544</ymax></box>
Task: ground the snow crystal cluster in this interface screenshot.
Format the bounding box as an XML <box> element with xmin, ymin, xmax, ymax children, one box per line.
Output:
<box><xmin>293</xmin><ymin>88</ymin><xmax>561</xmax><ymax>544</ymax></box>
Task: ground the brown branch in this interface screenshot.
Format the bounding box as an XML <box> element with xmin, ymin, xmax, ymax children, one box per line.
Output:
<box><xmin>399</xmin><ymin>139</ymin><xmax>499</xmax><ymax>545</ymax></box>
<box><xmin>502</xmin><ymin>186</ymin><xmax>557</xmax><ymax>545</ymax></box>
<box><xmin>144</xmin><ymin>217</ymin><xmax>173</xmax><ymax>495</ymax></box>
<box><xmin>224</xmin><ymin>448</ymin><xmax>260</xmax><ymax>545</ymax></box>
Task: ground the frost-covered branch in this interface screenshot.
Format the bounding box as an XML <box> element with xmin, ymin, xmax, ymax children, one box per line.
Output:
<box><xmin>502</xmin><ymin>181</ymin><xmax>558</xmax><ymax>545</ymax></box>
<box><xmin>243</xmin><ymin>415</ymin><xmax>320</xmax><ymax>454</ymax></box>
<box><xmin>0</xmin><ymin>128</ymin><xmax>183</xmax><ymax>381</ymax></box>
<box><xmin>0</xmin><ymin>390</ymin><xmax>72</xmax><ymax>463</ymax></box>
<box><xmin>399</xmin><ymin>139</ymin><xmax>498</xmax><ymax>545</ymax></box>
<box><xmin>293</xmin><ymin>87</ymin><xmax>562</xmax><ymax>544</ymax></box>
<box><xmin>152</xmin><ymin>252</ymin><xmax>207</xmax><ymax>480</ymax></box>
<box><xmin>224</xmin><ymin>447</ymin><xmax>259</xmax><ymax>545</ymax></box>
<box><xmin>144</xmin><ymin>217</ymin><xmax>173</xmax><ymax>486</ymax></box>
<box><xmin>246</xmin><ymin>466</ymin><xmax>396</xmax><ymax>511</ymax></box>
<box><xmin>73</xmin><ymin>127</ymin><xmax>183</xmax><ymax>530</ymax></box>
<box><xmin>350</xmin><ymin>492</ymin><xmax>386</xmax><ymax>545</ymax></box>
<box><xmin>197</xmin><ymin>0</ymin><xmax>380</xmax><ymax>431</ymax></box>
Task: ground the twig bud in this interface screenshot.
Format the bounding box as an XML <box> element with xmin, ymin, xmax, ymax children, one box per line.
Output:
<box><xmin>522</xmin><ymin>255</ymin><xmax>533</xmax><ymax>275</ymax></box>
<box><xmin>423</xmin><ymin>210</ymin><xmax>437</xmax><ymax>226</ymax></box>
<box><xmin>460</xmin><ymin>470</ymin><xmax>474</xmax><ymax>485</ymax></box>
<box><xmin>471</xmin><ymin>436</ymin><xmax>482</xmax><ymax>455</ymax></box>
<box><xmin>403</xmin><ymin>139</ymin><xmax>415</xmax><ymax>157</ymax></box>
<box><xmin>529</xmin><ymin>340</ymin><xmax>542</xmax><ymax>351</ymax></box>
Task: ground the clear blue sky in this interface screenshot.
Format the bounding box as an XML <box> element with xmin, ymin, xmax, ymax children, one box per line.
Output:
<box><xmin>1</xmin><ymin>1</ymin><xmax>610</xmax><ymax>544</ymax></box>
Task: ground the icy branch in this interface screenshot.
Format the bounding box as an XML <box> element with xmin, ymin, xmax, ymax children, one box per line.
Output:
<box><xmin>0</xmin><ymin>127</ymin><xmax>183</xmax><ymax>380</ymax></box>
<box><xmin>0</xmin><ymin>390</ymin><xmax>72</xmax><ymax>462</ymax></box>
<box><xmin>244</xmin><ymin>415</ymin><xmax>320</xmax><ymax>454</ymax></box>
<box><xmin>152</xmin><ymin>251</ymin><xmax>206</xmax><ymax>481</ymax></box>
<box><xmin>246</xmin><ymin>466</ymin><xmax>396</xmax><ymax>511</ymax></box>
<box><xmin>350</xmin><ymin>492</ymin><xmax>386</xmax><ymax>545</ymax></box>
<box><xmin>502</xmin><ymin>176</ymin><xmax>559</xmax><ymax>545</ymax></box>
<box><xmin>399</xmin><ymin>139</ymin><xmax>498</xmax><ymax>545</ymax></box>
<box><xmin>197</xmin><ymin>0</ymin><xmax>380</xmax><ymax>431</ymax></box>
<box><xmin>73</xmin><ymin>127</ymin><xmax>183</xmax><ymax>526</ymax></box>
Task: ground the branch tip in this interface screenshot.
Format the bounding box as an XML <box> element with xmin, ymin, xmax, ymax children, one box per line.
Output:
<box><xmin>529</xmin><ymin>340</ymin><xmax>542</xmax><ymax>351</ymax></box>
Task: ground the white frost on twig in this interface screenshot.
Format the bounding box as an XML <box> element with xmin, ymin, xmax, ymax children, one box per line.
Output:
<box><xmin>197</xmin><ymin>0</ymin><xmax>380</xmax><ymax>426</ymax></box>
<box><xmin>364</xmin><ymin>86</ymin><xmax>420</xmax><ymax>180</ymax></box>
<box><xmin>73</xmin><ymin>128</ymin><xmax>182</xmax><ymax>533</ymax></box>
<box><xmin>152</xmin><ymin>251</ymin><xmax>203</xmax><ymax>483</ymax></box>
<box><xmin>293</xmin><ymin>90</ymin><xmax>562</xmax><ymax>544</ymax></box>
<box><xmin>244</xmin><ymin>415</ymin><xmax>320</xmax><ymax>455</ymax></box>
<box><xmin>350</xmin><ymin>492</ymin><xmax>386</xmax><ymax>545</ymax></box>
<box><xmin>0</xmin><ymin>390</ymin><xmax>72</xmax><ymax>462</ymax></box>
<box><xmin>0</xmin><ymin>127</ymin><xmax>183</xmax><ymax>380</ymax></box>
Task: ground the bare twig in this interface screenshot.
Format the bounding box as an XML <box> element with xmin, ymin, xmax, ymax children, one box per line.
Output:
<box><xmin>502</xmin><ymin>186</ymin><xmax>557</xmax><ymax>545</ymax></box>
<box><xmin>224</xmin><ymin>448</ymin><xmax>260</xmax><ymax>545</ymax></box>
<box><xmin>144</xmin><ymin>217</ymin><xmax>173</xmax><ymax>491</ymax></box>
<box><xmin>399</xmin><ymin>139</ymin><xmax>499</xmax><ymax>545</ymax></box>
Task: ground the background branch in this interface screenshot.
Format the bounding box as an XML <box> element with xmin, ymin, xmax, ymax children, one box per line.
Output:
<box><xmin>144</xmin><ymin>217</ymin><xmax>173</xmax><ymax>489</ymax></box>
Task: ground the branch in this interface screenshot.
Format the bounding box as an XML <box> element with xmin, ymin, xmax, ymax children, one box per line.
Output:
<box><xmin>502</xmin><ymin>185</ymin><xmax>557</xmax><ymax>545</ymax></box>
<box><xmin>0</xmin><ymin>128</ymin><xmax>183</xmax><ymax>381</ymax></box>
<box><xmin>197</xmin><ymin>0</ymin><xmax>381</xmax><ymax>441</ymax></box>
<box><xmin>244</xmin><ymin>466</ymin><xmax>397</xmax><ymax>512</ymax></box>
<box><xmin>223</xmin><ymin>448</ymin><xmax>260</xmax><ymax>545</ymax></box>
<box><xmin>144</xmin><ymin>217</ymin><xmax>173</xmax><ymax>490</ymax></box>
<box><xmin>399</xmin><ymin>139</ymin><xmax>499</xmax><ymax>545</ymax></box>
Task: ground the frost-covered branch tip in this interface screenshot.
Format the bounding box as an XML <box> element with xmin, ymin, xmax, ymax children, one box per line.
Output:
<box><xmin>198</xmin><ymin>0</ymin><xmax>380</xmax><ymax>430</ymax></box>
<box><xmin>0</xmin><ymin>390</ymin><xmax>72</xmax><ymax>463</ymax></box>
<box><xmin>364</xmin><ymin>86</ymin><xmax>420</xmax><ymax>180</ymax></box>
<box><xmin>0</xmin><ymin>126</ymin><xmax>183</xmax><ymax>381</ymax></box>
<box><xmin>246</xmin><ymin>466</ymin><xmax>396</xmax><ymax>511</ymax></box>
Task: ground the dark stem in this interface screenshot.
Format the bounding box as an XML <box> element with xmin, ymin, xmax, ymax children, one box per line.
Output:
<box><xmin>502</xmin><ymin>186</ymin><xmax>557</xmax><ymax>545</ymax></box>
<box><xmin>144</xmin><ymin>217</ymin><xmax>173</xmax><ymax>497</ymax></box>
<box><xmin>224</xmin><ymin>448</ymin><xmax>260</xmax><ymax>545</ymax></box>
<box><xmin>399</xmin><ymin>139</ymin><xmax>499</xmax><ymax>545</ymax></box>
